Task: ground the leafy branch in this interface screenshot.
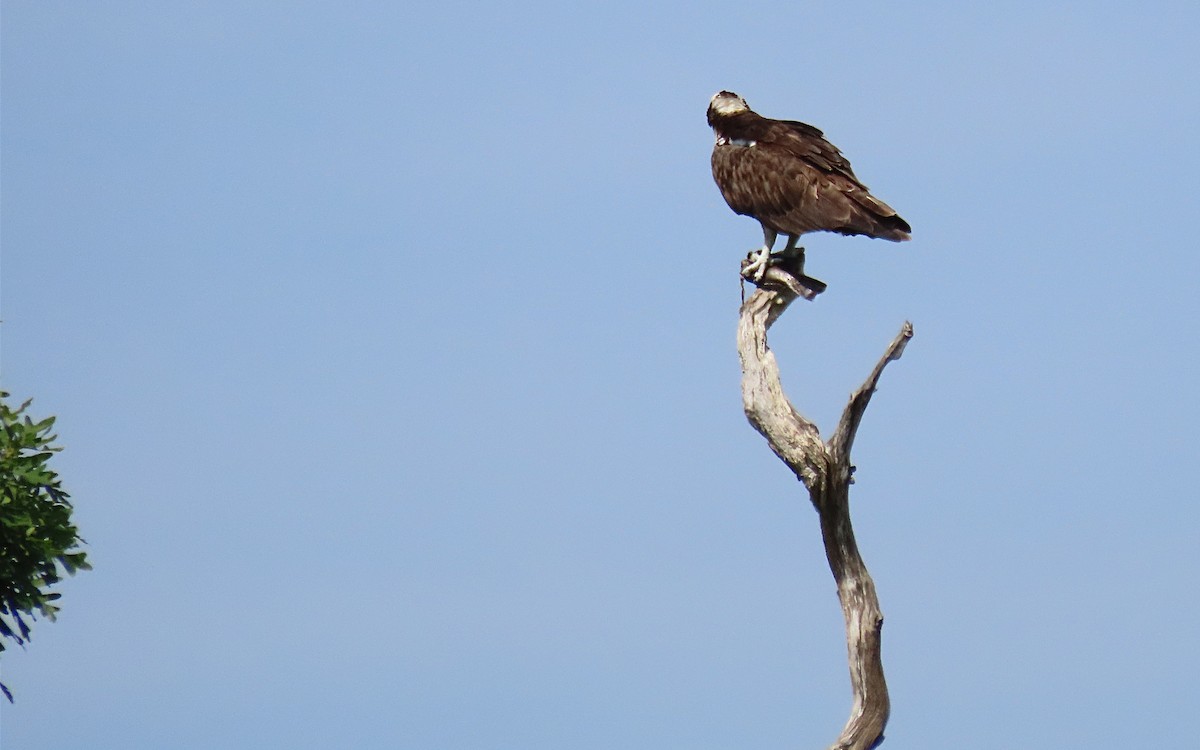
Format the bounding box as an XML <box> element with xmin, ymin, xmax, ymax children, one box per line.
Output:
<box><xmin>0</xmin><ymin>392</ymin><xmax>90</xmax><ymax>701</ymax></box>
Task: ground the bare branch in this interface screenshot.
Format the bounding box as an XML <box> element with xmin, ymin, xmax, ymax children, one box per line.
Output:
<box><xmin>735</xmin><ymin>267</ymin><xmax>912</xmax><ymax>750</ymax></box>
<box><xmin>828</xmin><ymin>322</ymin><xmax>914</xmax><ymax>468</ymax></box>
<box><xmin>737</xmin><ymin>286</ymin><xmax>825</xmax><ymax>487</ymax></box>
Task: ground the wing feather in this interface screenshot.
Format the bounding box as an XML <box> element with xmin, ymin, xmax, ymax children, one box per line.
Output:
<box><xmin>712</xmin><ymin>121</ymin><xmax>910</xmax><ymax>241</ymax></box>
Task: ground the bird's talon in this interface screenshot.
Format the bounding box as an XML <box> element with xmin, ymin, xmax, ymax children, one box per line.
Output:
<box><xmin>740</xmin><ymin>247</ymin><xmax>774</xmax><ymax>282</ymax></box>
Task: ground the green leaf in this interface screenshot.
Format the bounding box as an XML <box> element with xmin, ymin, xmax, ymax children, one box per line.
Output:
<box><xmin>0</xmin><ymin>391</ymin><xmax>90</xmax><ymax>686</ymax></box>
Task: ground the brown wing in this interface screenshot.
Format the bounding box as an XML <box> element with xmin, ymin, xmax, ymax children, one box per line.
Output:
<box><xmin>771</xmin><ymin>119</ymin><xmax>862</xmax><ymax>183</ymax></box>
<box><xmin>712</xmin><ymin>120</ymin><xmax>911</xmax><ymax>241</ymax></box>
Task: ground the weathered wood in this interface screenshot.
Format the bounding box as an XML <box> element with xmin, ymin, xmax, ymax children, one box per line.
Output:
<box><xmin>736</xmin><ymin>273</ymin><xmax>912</xmax><ymax>750</ymax></box>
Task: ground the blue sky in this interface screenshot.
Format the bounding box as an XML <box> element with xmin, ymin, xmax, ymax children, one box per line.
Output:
<box><xmin>2</xmin><ymin>1</ymin><xmax>1198</xmax><ymax>748</ymax></box>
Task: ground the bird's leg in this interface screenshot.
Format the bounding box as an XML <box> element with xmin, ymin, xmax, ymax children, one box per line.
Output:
<box><xmin>779</xmin><ymin>234</ymin><xmax>805</xmax><ymax>274</ymax></box>
<box><xmin>742</xmin><ymin>227</ymin><xmax>777</xmax><ymax>281</ymax></box>
<box><xmin>775</xmin><ymin>235</ymin><xmax>827</xmax><ymax>296</ymax></box>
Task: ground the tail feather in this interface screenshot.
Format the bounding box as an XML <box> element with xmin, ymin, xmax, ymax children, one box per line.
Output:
<box><xmin>848</xmin><ymin>190</ymin><xmax>911</xmax><ymax>241</ymax></box>
<box><xmin>873</xmin><ymin>212</ymin><xmax>912</xmax><ymax>241</ymax></box>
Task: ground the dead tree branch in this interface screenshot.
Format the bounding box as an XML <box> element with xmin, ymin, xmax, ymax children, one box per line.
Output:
<box><xmin>736</xmin><ymin>270</ymin><xmax>913</xmax><ymax>750</ymax></box>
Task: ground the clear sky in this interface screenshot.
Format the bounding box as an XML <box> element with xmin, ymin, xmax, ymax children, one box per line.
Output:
<box><xmin>2</xmin><ymin>1</ymin><xmax>1197</xmax><ymax>748</ymax></box>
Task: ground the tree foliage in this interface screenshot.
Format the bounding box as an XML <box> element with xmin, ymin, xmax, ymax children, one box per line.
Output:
<box><xmin>0</xmin><ymin>391</ymin><xmax>90</xmax><ymax>700</ymax></box>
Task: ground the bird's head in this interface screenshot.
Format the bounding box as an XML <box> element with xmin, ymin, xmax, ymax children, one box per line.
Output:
<box><xmin>707</xmin><ymin>91</ymin><xmax>750</xmax><ymax>125</ymax></box>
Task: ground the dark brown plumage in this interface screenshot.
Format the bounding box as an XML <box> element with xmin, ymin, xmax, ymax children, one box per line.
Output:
<box><xmin>707</xmin><ymin>91</ymin><xmax>910</xmax><ymax>282</ymax></box>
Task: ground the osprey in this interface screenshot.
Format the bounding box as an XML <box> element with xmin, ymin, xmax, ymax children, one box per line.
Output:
<box><xmin>707</xmin><ymin>91</ymin><xmax>911</xmax><ymax>284</ymax></box>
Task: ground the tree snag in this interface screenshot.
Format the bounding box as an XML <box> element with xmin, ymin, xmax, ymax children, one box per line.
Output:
<box><xmin>737</xmin><ymin>264</ymin><xmax>912</xmax><ymax>750</ymax></box>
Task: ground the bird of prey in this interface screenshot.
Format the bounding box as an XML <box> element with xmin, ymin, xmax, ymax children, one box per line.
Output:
<box><xmin>707</xmin><ymin>91</ymin><xmax>911</xmax><ymax>285</ymax></box>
